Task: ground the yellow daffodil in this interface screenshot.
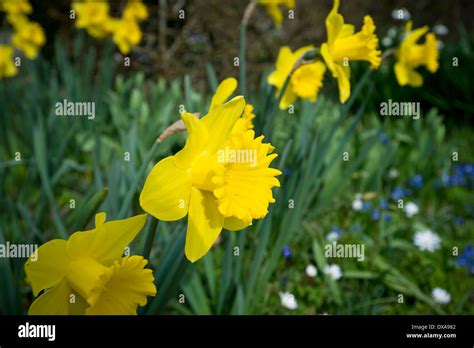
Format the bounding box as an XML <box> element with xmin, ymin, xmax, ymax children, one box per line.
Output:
<box><xmin>6</xmin><ymin>13</ymin><xmax>29</xmax><ymax>29</ymax></box>
<box><xmin>123</xmin><ymin>0</ymin><xmax>149</xmax><ymax>22</ymax></box>
<box><xmin>72</xmin><ymin>1</ymin><xmax>114</xmax><ymax>39</ymax></box>
<box><xmin>258</xmin><ymin>0</ymin><xmax>295</xmax><ymax>28</ymax></box>
<box><xmin>140</xmin><ymin>78</ymin><xmax>281</xmax><ymax>263</ymax></box>
<box><xmin>24</xmin><ymin>213</ymin><xmax>156</xmax><ymax>315</ymax></box>
<box><xmin>11</xmin><ymin>21</ymin><xmax>46</xmax><ymax>59</ymax></box>
<box><xmin>321</xmin><ymin>0</ymin><xmax>381</xmax><ymax>103</ymax></box>
<box><xmin>0</xmin><ymin>45</ymin><xmax>18</xmax><ymax>79</ymax></box>
<box><xmin>267</xmin><ymin>45</ymin><xmax>326</xmax><ymax>109</ymax></box>
<box><xmin>394</xmin><ymin>22</ymin><xmax>439</xmax><ymax>87</ymax></box>
<box><xmin>0</xmin><ymin>0</ymin><xmax>32</xmax><ymax>15</ymax></box>
<box><xmin>111</xmin><ymin>19</ymin><xmax>143</xmax><ymax>55</ymax></box>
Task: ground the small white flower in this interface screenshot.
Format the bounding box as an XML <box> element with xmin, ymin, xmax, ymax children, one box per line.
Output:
<box><xmin>391</xmin><ymin>8</ymin><xmax>411</xmax><ymax>21</ymax></box>
<box><xmin>387</xmin><ymin>27</ymin><xmax>398</xmax><ymax>38</ymax></box>
<box><xmin>382</xmin><ymin>36</ymin><xmax>393</xmax><ymax>47</ymax></box>
<box><xmin>279</xmin><ymin>292</ymin><xmax>298</xmax><ymax>310</ymax></box>
<box><xmin>305</xmin><ymin>264</ymin><xmax>318</xmax><ymax>277</ymax></box>
<box><xmin>352</xmin><ymin>199</ymin><xmax>363</xmax><ymax>211</ymax></box>
<box><xmin>432</xmin><ymin>287</ymin><xmax>451</xmax><ymax>304</ymax></box>
<box><xmin>388</xmin><ymin>168</ymin><xmax>399</xmax><ymax>179</ymax></box>
<box><xmin>414</xmin><ymin>230</ymin><xmax>441</xmax><ymax>252</ymax></box>
<box><xmin>433</xmin><ymin>24</ymin><xmax>448</xmax><ymax>36</ymax></box>
<box><xmin>326</xmin><ymin>231</ymin><xmax>340</xmax><ymax>242</ymax></box>
<box><xmin>404</xmin><ymin>202</ymin><xmax>419</xmax><ymax>218</ymax></box>
<box><xmin>324</xmin><ymin>264</ymin><xmax>342</xmax><ymax>281</ymax></box>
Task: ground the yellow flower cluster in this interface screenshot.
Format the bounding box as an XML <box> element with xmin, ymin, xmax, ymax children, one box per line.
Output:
<box><xmin>0</xmin><ymin>0</ymin><xmax>46</xmax><ymax>79</ymax></box>
<box><xmin>71</xmin><ymin>0</ymin><xmax>149</xmax><ymax>55</ymax></box>
<box><xmin>267</xmin><ymin>0</ymin><xmax>440</xmax><ymax>107</ymax></box>
<box><xmin>268</xmin><ymin>0</ymin><xmax>382</xmax><ymax>107</ymax></box>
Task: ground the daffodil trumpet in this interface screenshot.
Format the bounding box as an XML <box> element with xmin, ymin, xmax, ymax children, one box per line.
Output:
<box><xmin>267</xmin><ymin>46</ymin><xmax>325</xmax><ymax>110</ymax></box>
<box><xmin>276</xmin><ymin>48</ymin><xmax>321</xmax><ymax>101</ymax></box>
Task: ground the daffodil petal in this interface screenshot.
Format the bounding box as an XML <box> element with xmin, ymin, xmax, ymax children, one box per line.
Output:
<box><xmin>185</xmin><ymin>187</ymin><xmax>224</xmax><ymax>262</ymax></box>
<box><xmin>279</xmin><ymin>86</ymin><xmax>297</xmax><ymax>109</ymax></box>
<box><xmin>24</xmin><ymin>239</ymin><xmax>68</xmax><ymax>296</ymax></box>
<box><xmin>174</xmin><ymin>112</ymin><xmax>209</xmax><ymax>169</ymax></box>
<box><xmin>66</xmin><ymin>214</ymin><xmax>147</xmax><ymax>266</ymax></box>
<box><xmin>326</xmin><ymin>0</ymin><xmax>344</xmax><ymax>47</ymax></box>
<box><xmin>394</xmin><ymin>62</ymin><xmax>409</xmax><ymax>86</ymax></box>
<box><xmin>93</xmin><ymin>214</ymin><xmax>148</xmax><ymax>266</ymax></box>
<box><xmin>28</xmin><ymin>279</ymin><xmax>73</xmax><ymax>315</ymax></box>
<box><xmin>201</xmin><ymin>96</ymin><xmax>246</xmax><ymax>153</ymax></box>
<box><xmin>210</xmin><ymin>78</ymin><xmax>237</xmax><ymax>109</ymax></box>
<box><xmin>266</xmin><ymin>4</ymin><xmax>283</xmax><ymax>28</ymax></box>
<box><xmin>140</xmin><ymin>156</ymin><xmax>192</xmax><ymax>221</ymax></box>
<box><xmin>335</xmin><ymin>64</ymin><xmax>351</xmax><ymax>103</ymax></box>
<box><xmin>405</xmin><ymin>26</ymin><xmax>429</xmax><ymax>46</ymax></box>
<box><xmin>406</xmin><ymin>69</ymin><xmax>423</xmax><ymax>87</ymax></box>
<box><xmin>223</xmin><ymin>217</ymin><xmax>251</xmax><ymax>231</ymax></box>
<box><xmin>321</xmin><ymin>43</ymin><xmax>337</xmax><ymax>77</ymax></box>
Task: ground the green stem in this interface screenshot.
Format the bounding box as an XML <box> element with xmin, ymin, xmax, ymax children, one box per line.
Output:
<box><xmin>239</xmin><ymin>22</ymin><xmax>248</xmax><ymax>96</ymax></box>
<box><xmin>142</xmin><ymin>216</ymin><xmax>158</xmax><ymax>260</ymax></box>
<box><xmin>239</xmin><ymin>0</ymin><xmax>257</xmax><ymax>96</ymax></box>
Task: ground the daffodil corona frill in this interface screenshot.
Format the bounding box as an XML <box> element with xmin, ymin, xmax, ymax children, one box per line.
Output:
<box><xmin>140</xmin><ymin>78</ymin><xmax>281</xmax><ymax>263</ymax></box>
<box><xmin>267</xmin><ymin>45</ymin><xmax>326</xmax><ymax>109</ymax></box>
<box><xmin>321</xmin><ymin>0</ymin><xmax>382</xmax><ymax>103</ymax></box>
<box><xmin>394</xmin><ymin>22</ymin><xmax>439</xmax><ymax>87</ymax></box>
<box><xmin>258</xmin><ymin>0</ymin><xmax>295</xmax><ymax>28</ymax></box>
<box><xmin>24</xmin><ymin>213</ymin><xmax>157</xmax><ymax>315</ymax></box>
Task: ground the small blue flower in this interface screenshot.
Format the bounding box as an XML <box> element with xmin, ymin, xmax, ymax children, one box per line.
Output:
<box><xmin>282</xmin><ymin>246</ymin><xmax>292</xmax><ymax>259</ymax></box>
<box><xmin>331</xmin><ymin>225</ymin><xmax>341</xmax><ymax>234</ymax></box>
<box><xmin>464</xmin><ymin>164</ymin><xmax>474</xmax><ymax>176</ymax></box>
<box><xmin>380</xmin><ymin>198</ymin><xmax>389</xmax><ymax>209</ymax></box>
<box><xmin>384</xmin><ymin>213</ymin><xmax>392</xmax><ymax>222</ymax></box>
<box><xmin>457</xmin><ymin>245</ymin><xmax>474</xmax><ymax>275</ymax></box>
<box><xmin>380</xmin><ymin>133</ymin><xmax>389</xmax><ymax>145</ymax></box>
<box><xmin>410</xmin><ymin>174</ymin><xmax>423</xmax><ymax>189</ymax></box>
<box><xmin>371</xmin><ymin>209</ymin><xmax>380</xmax><ymax>221</ymax></box>
<box><xmin>283</xmin><ymin>168</ymin><xmax>292</xmax><ymax>177</ymax></box>
<box><xmin>454</xmin><ymin>216</ymin><xmax>465</xmax><ymax>225</ymax></box>
<box><xmin>361</xmin><ymin>201</ymin><xmax>372</xmax><ymax>212</ymax></box>
<box><xmin>391</xmin><ymin>187</ymin><xmax>406</xmax><ymax>200</ymax></box>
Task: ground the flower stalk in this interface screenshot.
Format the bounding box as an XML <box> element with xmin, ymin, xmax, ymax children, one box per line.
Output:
<box><xmin>239</xmin><ymin>0</ymin><xmax>258</xmax><ymax>96</ymax></box>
